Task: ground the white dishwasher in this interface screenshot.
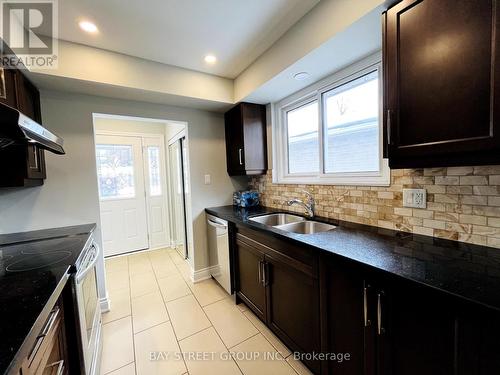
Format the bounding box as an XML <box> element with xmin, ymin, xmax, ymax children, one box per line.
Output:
<box><xmin>207</xmin><ymin>214</ymin><xmax>231</xmax><ymax>294</ymax></box>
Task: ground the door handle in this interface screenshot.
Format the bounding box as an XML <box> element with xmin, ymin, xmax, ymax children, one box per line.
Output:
<box><xmin>238</xmin><ymin>148</ymin><xmax>243</xmax><ymax>165</ymax></box>
<box><xmin>258</xmin><ymin>261</ymin><xmax>262</xmax><ymax>285</ymax></box>
<box><xmin>363</xmin><ymin>284</ymin><xmax>371</xmax><ymax>327</ymax></box>
<box><xmin>377</xmin><ymin>291</ymin><xmax>385</xmax><ymax>335</ymax></box>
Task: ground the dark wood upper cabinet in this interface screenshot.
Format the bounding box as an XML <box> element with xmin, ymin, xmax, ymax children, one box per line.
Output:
<box><xmin>383</xmin><ymin>0</ymin><xmax>500</xmax><ymax>168</ymax></box>
<box><xmin>0</xmin><ymin>68</ymin><xmax>18</xmax><ymax>109</ymax></box>
<box><xmin>0</xmin><ymin>52</ymin><xmax>46</xmax><ymax>187</ymax></box>
<box><xmin>224</xmin><ymin>102</ymin><xmax>267</xmax><ymax>176</ymax></box>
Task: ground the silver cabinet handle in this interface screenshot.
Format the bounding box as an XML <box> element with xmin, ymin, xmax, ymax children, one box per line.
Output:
<box><xmin>258</xmin><ymin>261</ymin><xmax>262</xmax><ymax>285</ymax></box>
<box><xmin>28</xmin><ymin>307</ymin><xmax>60</xmax><ymax>364</ymax></box>
<box><xmin>32</xmin><ymin>146</ymin><xmax>38</xmax><ymax>169</ymax></box>
<box><xmin>238</xmin><ymin>148</ymin><xmax>243</xmax><ymax>165</ymax></box>
<box><xmin>261</xmin><ymin>261</ymin><xmax>266</xmax><ymax>286</ymax></box>
<box><xmin>41</xmin><ymin>306</ymin><xmax>60</xmax><ymax>336</ymax></box>
<box><xmin>46</xmin><ymin>360</ymin><xmax>64</xmax><ymax>375</ymax></box>
<box><xmin>263</xmin><ymin>262</ymin><xmax>269</xmax><ymax>287</ymax></box>
<box><xmin>386</xmin><ymin>109</ymin><xmax>392</xmax><ymax>146</ymax></box>
<box><xmin>377</xmin><ymin>291</ymin><xmax>385</xmax><ymax>335</ymax></box>
<box><xmin>363</xmin><ymin>285</ymin><xmax>371</xmax><ymax>327</ymax></box>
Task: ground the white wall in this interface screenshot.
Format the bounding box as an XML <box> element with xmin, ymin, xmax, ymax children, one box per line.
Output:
<box><xmin>0</xmin><ymin>90</ymin><xmax>246</xmax><ymax>301</ymax></box>
<box><xmin>33</xmin><ymin>40</ymin><xmax>234</xmax><ymax>105</ymax></box>
<box><xmin>94</xmin><ymin>117</ymin><xmax>168</xmax><ymax>135</ymax></box>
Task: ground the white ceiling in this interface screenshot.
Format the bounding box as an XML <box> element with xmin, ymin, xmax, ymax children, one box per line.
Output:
<box><xmin>244</xmin><ymin>5</ymin><xmax>383</xmax><ymax>104</ymax></box>
<box><xmin>55</xmin><ymin>0</ymin><xmax>319</xmax><ymax>79</ymax></box>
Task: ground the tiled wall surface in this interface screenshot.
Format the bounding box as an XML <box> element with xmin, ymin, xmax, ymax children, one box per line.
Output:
<box><xmin>249</xmin><ymin>166</ymin><xmax>500</xmax><ymax>249</ymax></box>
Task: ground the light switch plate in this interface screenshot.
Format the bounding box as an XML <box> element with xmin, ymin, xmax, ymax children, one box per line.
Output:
<box><xmin>403</xmin><ymin>188</ymin><xmax>427</xmax><ymax>209</ymax></box>
<box><xmin>204</xmin><ymin>174</ymin><xmax>211</xmax><ymax>185</ymax></box>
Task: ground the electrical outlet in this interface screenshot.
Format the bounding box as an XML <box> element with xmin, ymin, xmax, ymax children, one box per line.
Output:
<box><xmin>403</xmin><ymin>188</ymin><xmax>427</xmax><ymax>209</ymax></box>
<box><xmin>204</xmin><ymin>174</ymin><xmax>211</xmax><ymax>185</ymax></box>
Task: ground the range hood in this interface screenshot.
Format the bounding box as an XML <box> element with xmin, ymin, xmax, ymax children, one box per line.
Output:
<box><xmin>0</xmin><ymin>103</ymin><xmax>64</xmax><ymax>154</ymax></box>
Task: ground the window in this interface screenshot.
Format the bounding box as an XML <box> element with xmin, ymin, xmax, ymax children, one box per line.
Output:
<box><xmin>96</xmin><ymin>144</ymin><xmax>135</xmax><ymax>199</ymax></box>
<box><xmin>147</xmin><ymin>146</ymin><xmax>162</xmax><ymax>196</ymax></box>
<box><xmin>323</xmin><ymin>71</ymin><xmax>379</xmax><ymax>173</ymax></box>
<box><xmin>287</xmin><ymin>101</ymin><xmax>319</xmax><ymax>174</ymax></box>
<box><xmin>274</xmin><ymin>55</ymin><xmax>389</xmax><ymax>185</ymax></box>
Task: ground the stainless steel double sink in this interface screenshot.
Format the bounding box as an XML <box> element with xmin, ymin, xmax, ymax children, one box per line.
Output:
<box><xmin>248</xmin><ymin>213</ymin><xmax>336</xmax><ymax>234</ymax></box>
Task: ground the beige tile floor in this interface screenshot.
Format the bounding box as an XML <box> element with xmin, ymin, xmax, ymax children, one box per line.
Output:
<box><xmin>101</xmin><ymin>247</ymin><xmax>313</xmax><ymax>375</ymax></box>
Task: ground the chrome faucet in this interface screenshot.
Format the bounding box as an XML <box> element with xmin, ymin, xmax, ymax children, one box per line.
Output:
<box><xmin>286</xmin><ymin>190</ymin><xmax>315</xmax><ymax>218</ymax></box>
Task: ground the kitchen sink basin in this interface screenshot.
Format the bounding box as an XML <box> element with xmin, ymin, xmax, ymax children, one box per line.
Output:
<box><xmin>249</xmin><ymin>213</ymin><xmax>306</xmax><ymax>226</ymax></box>
<box><xmin>275</xmin><ymin>221</ymin><xmax>336</xmax><ymax>234</ymax></box>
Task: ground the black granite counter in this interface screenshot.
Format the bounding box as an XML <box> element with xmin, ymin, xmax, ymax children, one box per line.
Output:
<box><xmin>0</xmin><ymin>224</ymin><xmax>96</xmax><ymax>375</ymax></box>
<box><xmin>206</xmin><ymin>205</ymin><xmax>500</xmax><ymax>312</ymax></box>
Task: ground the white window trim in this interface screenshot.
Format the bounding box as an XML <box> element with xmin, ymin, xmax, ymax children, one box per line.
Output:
<box><xmin>272</xmin><ymin>52</ymin><xmax>390</xmax><ymax>186</ymax></box>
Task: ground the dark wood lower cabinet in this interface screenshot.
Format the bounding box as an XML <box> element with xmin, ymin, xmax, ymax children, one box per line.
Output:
<box><xmin>235</xmin><ymin>236</ymin><xmax>266</xmax><ymax>321</ymax></box>
<box><xmin>234</xmin><ymin>229</ymin><xmax>321</xmax><ymax>373</ymax></box>
<box><xmin>265</xmin><ymin>251</ymin><xmax>320</xmax><ymax>373</ymax></box>
<box><xmin>233</xmin><ymin>224</ymin><xmax>500</xmax><ymax>375</ymax></box>
<box><xmin>322</xmin><ymin>255</ymin><xmax>367</xmax><ymax>375</ymax></box>
<box><xmin>376</xmin><ymin>277</ymin><xmax>457</xmax><ymax>375</ymax></box>
<box><xmin>322</xmin><ymin>251</ymin><xmax>500</xmax><ymax>375</ymax></box>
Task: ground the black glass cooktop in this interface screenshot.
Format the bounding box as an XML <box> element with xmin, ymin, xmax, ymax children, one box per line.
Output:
<box><xmin>0</xmin><ymin>224</ymin><xmax>96</xmax><ymax>375</ymax></box>
<box><xmin>0</xmin><ymin>237</ymin><xmax>84</xmax><ymax>275</ymax></box>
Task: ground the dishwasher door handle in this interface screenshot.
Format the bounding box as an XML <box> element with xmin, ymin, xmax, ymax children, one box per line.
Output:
<box><xmin>207</xmin><ymin>219</ymin><xmax>227</xmax><ymax>229</ymax></box>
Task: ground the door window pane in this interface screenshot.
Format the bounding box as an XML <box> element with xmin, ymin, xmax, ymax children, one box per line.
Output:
<box><xmin>324</xmin><ymin>71</ymin><xmax>379</xmax><ymax>173</ymax></box>
<box><xmin>96</xmin><ymin>144</ymin><xmax>135</xmax><ymax>199</ymax></box>
<box><xmin>147</xmin><ymin>146</ymin><xmax>162</xmax><ymax>196</ymax></box>
<box><xmin>286</xmin><ymin>101</ymin><xmax>319</xmax><ymax>174</ymax></box>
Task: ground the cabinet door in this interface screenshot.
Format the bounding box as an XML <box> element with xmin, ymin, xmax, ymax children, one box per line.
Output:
<box><xmin>455</xmin><ymin>304</ymin><xmax>500</xmax><ymax>375</ymax></box>
<box><xmin>323</xmin><ymin>255</ymin><xmax>371</xmax><ymax>375</ymax></box>
<box><xmin>377</xmin><ymin>277</ymin><xmax>457</xmax><ymax>375</ymax></box>
<box><xmin>235</xmin><ymin>236</ymin><xmax>266</xmax><ymax>320</ymax></box>
<box><xmin>384</xmin><ymin>0</ymin><xmax>500</xmax><ymax>168</ymax></box>
<box><xmin>241</xmin><ymin>103</ymin><xmax>267</xmax><ymax>174</ymax></box>
<box><xmin>26</xmin><ymin>144</ymin><xmax>46</xmax><ymax>180</ymax></box>
<box><xmin>224</xmin><ymin>105</ymin><xmax>245</xmax><ymax>175</ymax></box>
<box><xmin>0</xmin><ymin>68</ymin><xmax>18</xmax><ymax>108</ymax></box>
<box><xmin>265</xmin><ymin>252</ymin><xmax>320</xmax><ymax>373</ymax></box>
<box><xmin>15</xmin><ymin>71</ymin><xmax>42</xmax><ymax>122</ymax></box>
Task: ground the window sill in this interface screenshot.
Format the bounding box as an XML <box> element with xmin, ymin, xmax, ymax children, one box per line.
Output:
<box><xmin>272</xmin><ymin>161</ymin><xmax>391</xmax><ymax>186</ymax></box>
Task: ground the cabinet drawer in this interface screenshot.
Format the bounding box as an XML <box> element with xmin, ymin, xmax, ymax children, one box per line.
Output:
<box><xmin>24</xmin><ymin>306</ymin><xmax>64</xmax><ymax>375</ymax></box>
<box><xmin>236</xmin><ymin>226</ymin><xmax>317</xmax><ymax>275</ymax></box>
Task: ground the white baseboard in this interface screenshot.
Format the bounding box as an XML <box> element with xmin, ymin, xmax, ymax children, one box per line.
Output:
<box><xmin>191</xmin><ymin>266</ymin><xmax>217</xmax><ymax>283</ymax></box>
<box><xmin>100</xmin><ymin>296</ymin><xmax>111</xmax><ymax>313</ymax></box>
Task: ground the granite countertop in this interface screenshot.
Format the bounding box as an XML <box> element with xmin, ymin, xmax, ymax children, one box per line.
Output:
<box><xmin>206</xmin><ymin>205</ymin><xmax>500</xmax><ymax>312</ymax></box>
<box><xmin>0</xmin><ymin>224</ymin><xmax>96</xmax><ymax>375</ymax></box>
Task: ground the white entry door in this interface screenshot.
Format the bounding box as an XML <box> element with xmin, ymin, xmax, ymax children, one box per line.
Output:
<box><xmin>96</xmin><ymin>135</ymin><xmax>149</xmax><ymax>256</ymax></box>
<box><xmin>143</xmin><ymin>137</ymin><xmax>169</xmax><ymax>248</ymax></box>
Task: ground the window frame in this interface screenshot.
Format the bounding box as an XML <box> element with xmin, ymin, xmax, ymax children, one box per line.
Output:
<box><xmin>273</xmin><ymin>53</ymin><xmax>389</xmax><ymax>186</ymax></box>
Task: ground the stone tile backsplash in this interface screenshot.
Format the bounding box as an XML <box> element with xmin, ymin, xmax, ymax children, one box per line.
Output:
<box><xmin>249</xmin><ymin>166</ymin><xmax>500</xmax><ymax>249</ymax></box>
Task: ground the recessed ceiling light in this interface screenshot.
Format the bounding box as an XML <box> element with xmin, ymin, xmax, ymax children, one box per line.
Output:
<box><xmin>204</xmin><ymin>54</ymin><xmax>217</xmax><ymax>64</ymax></box>
<box><xmin>79</xmin><ymin>20</ymin><xmax>98</xmax><ymax>33</ymax></box>
<box><xmin>293</xmin><ymin>71</ymin><xmax>310</xmax><ymax>81</ymax></box>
